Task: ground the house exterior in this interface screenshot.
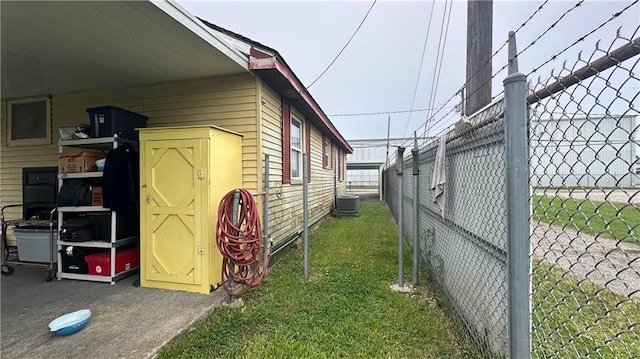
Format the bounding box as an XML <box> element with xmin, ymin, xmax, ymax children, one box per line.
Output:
<box><xmin>1</xmin><ymin>1</ymin><xmax>351</xmax><ymax>253</ymax></box>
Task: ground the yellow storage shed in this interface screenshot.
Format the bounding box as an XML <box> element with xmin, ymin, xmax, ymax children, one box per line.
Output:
<box><xmin>139</xmin><ymin>125</ymin><xmax>243</xmax><ymax>294</ymax></box>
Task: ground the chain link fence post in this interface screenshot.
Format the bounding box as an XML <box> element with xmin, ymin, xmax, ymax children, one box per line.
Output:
<box><xmin>397</xmin><ymin>147</ymin><xmax>405</xmax><ymax>287</ymax></box>
<box><xmin>303</xmin><ymin>153</ymin><xmax>309</xmax><ymax>281</ymax></box>
<box><xmin>412</xmin><ymin>137</ymin><xmax>420</xmax><ymax>286</ymax></box>
<box><xmin>504</xmin><ymin>71</ymin><xmax>531</xmax><ymax>358</ymax></box>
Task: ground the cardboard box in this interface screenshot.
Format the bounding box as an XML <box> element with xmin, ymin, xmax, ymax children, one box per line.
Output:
<box><xmin>92</xmin><ymin>187</ymin><xmax>103</xmax><ymax>206</ymax></box>
<box><xmin>59</xmin><ymin>149</ymin><xmax>104</xmax><ymax>173</ymax></box>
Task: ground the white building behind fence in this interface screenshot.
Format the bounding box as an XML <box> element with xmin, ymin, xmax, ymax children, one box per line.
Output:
<box><xmin>346</xmin><ymin>138</ymin><xmax>410</xmax><ymax>187</ymax></box>
<box><xmin>530</xmin><ymin>114</ymin><xmax>638</xmax><ymax>188</ymax></box>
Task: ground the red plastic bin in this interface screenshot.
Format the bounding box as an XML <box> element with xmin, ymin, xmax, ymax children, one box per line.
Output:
<box><xmin>85</xmin><ymin>247</ymin><xmax>139</xmax><ymax>276</ymax></box>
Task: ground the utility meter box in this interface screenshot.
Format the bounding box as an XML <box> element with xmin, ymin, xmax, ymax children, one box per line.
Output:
<box><xmin>138</xmin><ymin>126</ymin><xmax>243</xmax><ymax>294</ymax></box>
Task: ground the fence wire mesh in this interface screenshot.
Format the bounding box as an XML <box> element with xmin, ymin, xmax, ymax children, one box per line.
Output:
<box><xmin>382</xmin><ymin>21</ymin><xmax>639</xmax><ymax>359</ymax></box>
<box><xmin>528</xmin><ymin>31</ymin><xmax>640</xmax><ymax>358</ymax></box>
<box><xmin>385</xmin><ymin>99</ymin><xmax>509</xmax><ymax>357</ymax></box>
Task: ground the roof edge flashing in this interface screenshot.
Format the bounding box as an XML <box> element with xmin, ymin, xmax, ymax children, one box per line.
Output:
<box><xmin>249</xmin><ymin>50</ymin><xmax>352</xmax><ymax>153</ymax></box>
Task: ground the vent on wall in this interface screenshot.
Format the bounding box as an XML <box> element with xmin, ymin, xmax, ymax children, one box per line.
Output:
<box><xmin>336</xmin><ymin>195</ymin><xmax>360</xmax><ymax>216</ymax></box>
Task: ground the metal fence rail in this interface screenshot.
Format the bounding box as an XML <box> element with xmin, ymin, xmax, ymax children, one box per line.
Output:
<box><xmin>382</xmin><ymin>19</ymin><xmax>639</xmax><ymax>358</ymax></box>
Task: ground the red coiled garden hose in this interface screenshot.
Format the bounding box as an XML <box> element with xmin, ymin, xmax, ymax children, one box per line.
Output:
<box><xmin>216</xmin><ymin>189</ymin><xmax>270</xmax><ymax>296</ymax></box>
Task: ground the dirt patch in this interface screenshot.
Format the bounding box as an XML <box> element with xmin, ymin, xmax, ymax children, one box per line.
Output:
<box><xmin>307</xmin><ymin>271</ymin><xmax>323</xmax><ymax>281</ymax></box>
<box><xmin>532</xmin><ymin>224</ymin><xmax>640</xmax><ymax>298</ymax></box>
<box><xmin>411</xmin><ymin>286</ymin><xmax>440</xmax><ymax>309</ymax></box>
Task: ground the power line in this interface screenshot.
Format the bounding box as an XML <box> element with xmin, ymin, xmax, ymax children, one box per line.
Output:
<box><xmin>304</xmin><ymin>0</ymin><xmax>377</xmax><ymax>91</ymax></box>
<box><xmin>425</xmin><ymin>0</ymin><xmax>454</xmax><ymax>137</ymax></box>
<box><xmin>411</xmin><ymin>0</ymin><xmax>566</xmax><ymax>148</ymax></box>
<box><xmin>329</xmin><ymin>107</ymin><xmax>444</xmax><ymax>117</ymax></box>
<box><xmin>315</xmin><ymin>84</ymin><xmax>460</xmax><ymax>99</ymax></box>
<box><xmin>402</xmin><ymin>0</ymin><xmax>437</xmax><ymax>138</ymax></box>
<box><xmin>421</xmin><ymin>0</ymin><xmax>637</xmax><ymax>146</ymax></box>
<box><xmin>397</xmin><ymin>0</ymin><xmax>598</xmax><ymax>154</ymax></box>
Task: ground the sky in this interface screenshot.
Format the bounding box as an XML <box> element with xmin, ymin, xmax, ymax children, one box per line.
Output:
<box><xmin>176</xmin><ymin>0</ymin><xmax>640</xmax><ymax>142</ymax></box>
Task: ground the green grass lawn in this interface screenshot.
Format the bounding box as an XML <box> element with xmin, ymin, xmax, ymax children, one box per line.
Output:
<box><xmin>532</xmin><ymin>261</ymin><xmax>640</xmax><ymax>358</ymax></box>
<box><xmin>532</xmin><ymin>195</ymin><xmax>640</xmax><ymax>357</ymax></box>
<box><xmin>158</xmin><ymin>203</ymin><xmax>466</xmax><ymax>358</ymax></box>
<box><xmin>532</xmin><ymin>195</ymin><xmax>640</xmax><ymax>243</ymax></box>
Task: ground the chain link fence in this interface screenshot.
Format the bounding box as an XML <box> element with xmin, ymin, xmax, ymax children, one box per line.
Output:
<box><xmin>528</xmin><ymin>30</ymin><xmax>640</xmax><ymax>358</ymax></box>
<box><xmin>382</xmin><ymin>20</ymin><xmax>639</xmax><ymax>359</ymax></box>
<box><xmin>385</xmin><ymin>99</ymin><xmax>509</xmax><ymax>357</ymax></box>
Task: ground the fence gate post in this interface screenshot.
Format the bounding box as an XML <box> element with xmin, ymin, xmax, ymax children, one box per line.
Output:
<box><xmin>303</xmin><ymin>153</ymin><xmax>309</xmax><ymax>281</ymax></box>
<box><xmin>412</xmin><ymin>134</ymin><xmax>420</xmax><ymax>286</ymax></box>
<box><xmin>263</xmin><ymin>154</ymin><xmax>270</xmax><ymax>270</ymax></box>
<box><xmin>504</xmin><ymin>71</ymin><xmax>530</xmax><ymax>358</ymax></box>
<box><xmin>396</xmin><ymin>147</ymin><xmax>405</xmax><ymax>287</ymax></box>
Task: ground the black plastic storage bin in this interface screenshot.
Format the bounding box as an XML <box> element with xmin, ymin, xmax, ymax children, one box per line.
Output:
<box><xmin>59</xmin><ymin>246</ymin><xmax>91</xmax><ymax>274</ymax></box>
<box><xmin>86</xmin><ymin>106</ymin><xmax>148</xmax><ymax>140</ymax></box>
<box><xmin>87</xmin><ymin>211</ymin><xmax>139</xmax><ymax>241</ymax></box>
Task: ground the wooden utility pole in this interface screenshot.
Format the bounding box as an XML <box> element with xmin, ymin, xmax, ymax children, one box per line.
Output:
<box><xmin>465</xmin><ymin>0</ymin><xmax>493</xmax><ymax>116</ymax></box>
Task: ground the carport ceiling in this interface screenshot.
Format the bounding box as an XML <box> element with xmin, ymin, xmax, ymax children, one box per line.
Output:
<box><xmin>1</xmin><ymin>1</ymin><xmax>249</xmax><ymax>100</ymax></box>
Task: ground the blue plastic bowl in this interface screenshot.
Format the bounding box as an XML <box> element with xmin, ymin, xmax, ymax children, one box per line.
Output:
<box><xmin>49</xmin><ymin>309</ymin><xmax>91</xmax><ymax>336</ymax></box>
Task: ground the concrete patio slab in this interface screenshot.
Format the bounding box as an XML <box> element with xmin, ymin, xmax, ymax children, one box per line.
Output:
<box><xmin>1</xmin><ymin>267</ymin><xmax>226</xmax><ymax>359</ymax></box>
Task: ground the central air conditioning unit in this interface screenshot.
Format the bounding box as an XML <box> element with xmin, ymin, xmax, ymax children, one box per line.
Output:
<box><xmin>336</xmin><ymin>195</ymin><xmax>360</xmax><ymax>216</ymax></box>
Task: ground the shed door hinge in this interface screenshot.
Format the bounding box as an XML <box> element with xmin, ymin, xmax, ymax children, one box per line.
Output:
<box><xmin>197</xmin><ymin>170</ymin><xmax>205</xmax><ymax>180</ymax></box>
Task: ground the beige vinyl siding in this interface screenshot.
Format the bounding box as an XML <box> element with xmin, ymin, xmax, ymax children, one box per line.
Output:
<box><xmin>260</xmin><ymin>81</ymin><xmax>344</xmax><ymax>246</ymax></box>
<box><xmin>0</xmin><ymin>101</ymin><xmax>59</xmax><ymax>235</ymax></box>
<box><xmin>52</xmin><ymin>73</ymin><xmax>259</xmax><ymax>191</ymax></box>
<box><xmin>1</xmin><ymin>73</ymin><xmax>259</xmax><ymax>243</ymax></box>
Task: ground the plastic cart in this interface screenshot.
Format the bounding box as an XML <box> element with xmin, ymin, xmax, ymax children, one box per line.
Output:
<box><xmin>1</xmin><ymin>205</ymin><xmax>57</xmax><ymax>281</ymax></box>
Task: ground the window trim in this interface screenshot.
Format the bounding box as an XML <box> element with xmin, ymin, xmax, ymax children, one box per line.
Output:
<box><xmin>282</xmin><ymin>101</ymin><xmax>291</xmax><ymax>184</ymax></box>
<box><xmin>323</xmin><ymin>136</ymin><xmax>331</xmax><ymax>169</ymax></box>
<box><xmin>305</xmin><ymin>120</ymin><xmax>311</xmax><ymax>183</ymax></box>
<box><xmin>290</xmin><ymin>116</ymin><xmax>303</xmax><ymax>180</ymax></box>
<box><xmin>6</xmin><ymin>96</ymin><xmax>52</xmax><ymax>147</ymax></box>
<box><xmin>338</xmin><ymin>149</ymin><xmax>344</xmax><ymax>182</ymax></box>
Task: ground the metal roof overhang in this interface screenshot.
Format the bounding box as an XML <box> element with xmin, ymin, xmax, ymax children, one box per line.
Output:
<box><xmin>250</xmin><ymin>53</ymin><xmax>353</xmax><ymax>154</ymax></box>
<box><xmin>347</xmin><ymin>161</ymin><xmax>385</xmax><ymax>170</ymax></box>
<box><xmin>1</xmin><ymin>1</ymin><xmax>249</xmax><ymax>100</ymax></box>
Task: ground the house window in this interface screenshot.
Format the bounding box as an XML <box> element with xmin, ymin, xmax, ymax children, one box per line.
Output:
<box><xmin>7</xmin><ymin>97</ymin><xmax>51</xmax><ymax>146</ymax></box>
<box><xmin>331</xmin><ymin>143</ymin><xmax>335</xmax><ymax>169</ymax></box>
<box><xmin>323</xmin><ymin>137</ymin><xmax>331</xmax><ymax>169</ymax></box>
<box><xmin>338</xmin><ymin>149</ymin><xmax>344</xmax><ymax>182</ymax></box>
<box><xmin>291</xmin><ymin>117</ymin><xmax>302</xmax><ymax>179</ymax></box>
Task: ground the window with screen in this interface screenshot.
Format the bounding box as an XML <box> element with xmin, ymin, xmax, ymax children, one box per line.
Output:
<box><xmin>7</xmin><ymin>97</ymin><xmax>51</xmax><ymax>146</ymax></box>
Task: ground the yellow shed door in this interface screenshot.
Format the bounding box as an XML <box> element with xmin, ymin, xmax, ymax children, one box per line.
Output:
<box><xmin>143</xmin><ymin>139</ymin><xmax>204</xmax><ymax>285</ymax></box>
